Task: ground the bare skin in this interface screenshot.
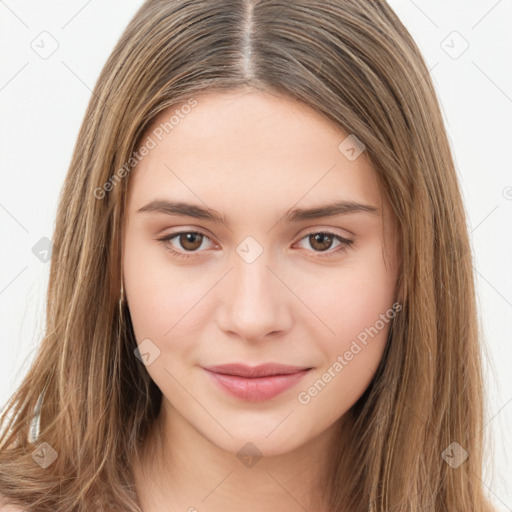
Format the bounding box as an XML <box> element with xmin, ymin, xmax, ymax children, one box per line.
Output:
<box><xmin>123</xmin><ymin>87</ymin><xmax>400</xmax><ymax>512</ymax></box>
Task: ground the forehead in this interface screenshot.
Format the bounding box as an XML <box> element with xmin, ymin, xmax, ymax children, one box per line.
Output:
<box><xmin>127</xmin><ymin>90</ymin><xmax>384</xmax><ymax>215</ymax></box>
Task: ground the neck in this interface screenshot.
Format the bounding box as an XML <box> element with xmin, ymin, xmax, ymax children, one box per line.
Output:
<box><xmin>132</xmin><ymin>398</ymin><xmax>347</xmax><ymax>512</ymax></box>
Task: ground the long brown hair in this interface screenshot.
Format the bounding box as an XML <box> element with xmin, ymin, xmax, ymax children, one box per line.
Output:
<box><xmin>0</xmin><ymin>1</ymin><xmax>497</xmax><ymax>510</ymax></box>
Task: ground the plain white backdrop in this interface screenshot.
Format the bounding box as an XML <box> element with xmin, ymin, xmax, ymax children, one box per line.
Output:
<box><xmin>0</xmin><ymin>1</ymin><xmax>511</xmax><ymax>510</ymax></box>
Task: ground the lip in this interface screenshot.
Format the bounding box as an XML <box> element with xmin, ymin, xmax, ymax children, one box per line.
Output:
<box><xmin>202</xmin><ymin>363</ymin><xmax>312</xmax><ymax>402</ymax></box>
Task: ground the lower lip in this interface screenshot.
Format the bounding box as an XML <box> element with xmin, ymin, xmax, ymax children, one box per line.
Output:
<box><xmin>203</xmin><ymin>369</ymin><xmax>311</xmax><ymax>402</ymax></box>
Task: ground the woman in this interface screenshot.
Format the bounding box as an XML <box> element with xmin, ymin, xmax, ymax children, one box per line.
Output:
<box><xmin>0</xmin><ymin>1</ymin><xmax>497</xmax><ymax>510</ymax></box>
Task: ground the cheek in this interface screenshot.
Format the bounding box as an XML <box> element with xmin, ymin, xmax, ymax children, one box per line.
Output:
<box><xmin>123</xmin><ymin>236</ymin><xmax>213</xmax><ymax>346</ymax></box>
<box><xmin>295</xmin><ymin>304</ymin><xmax>394</xmax><ymax>425</ymax></box>
<box><xmin>296</xmin><ymin>251</ymin><xmax>397</xmax><ymax>414</ymax></box>
<box><xmin>307</xmin><ymin>251</ymin><xmax>396</xmax><ymax>340</ymax></box>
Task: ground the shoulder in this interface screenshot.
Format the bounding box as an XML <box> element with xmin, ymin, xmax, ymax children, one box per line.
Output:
<box><xmin>0</xmin><ymin>495</ymin><xmax>24</xmax><ymax>511</ymax></box>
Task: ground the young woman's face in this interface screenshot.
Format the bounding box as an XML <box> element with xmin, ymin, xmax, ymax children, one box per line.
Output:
<box><xmin>122</xmin><ymin>89</ymin><xmax>400</xmax><ymax>456</ymax></box>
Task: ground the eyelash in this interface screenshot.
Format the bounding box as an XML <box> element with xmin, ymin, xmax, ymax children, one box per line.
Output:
<box><xmin>157</xmin><ymin>230</ymin><xmax>354</xmax><ymax>261</ymax></box>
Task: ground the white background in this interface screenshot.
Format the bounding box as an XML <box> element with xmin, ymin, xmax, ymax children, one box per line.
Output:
<box><xmin>0</xmin><ymin>1</ymin><xmax>511</xmax><ymax>510</ymax></box>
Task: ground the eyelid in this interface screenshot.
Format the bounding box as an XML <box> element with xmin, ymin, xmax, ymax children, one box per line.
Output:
<box><xmin>159</xmin><ymin>228</ymin><xmax>216</xmax><ymax>248</ymax></box>
<box><xmin>295</xmin><ymin>225</ymin><xmax>353</xmax><ymax>242</ymax></box>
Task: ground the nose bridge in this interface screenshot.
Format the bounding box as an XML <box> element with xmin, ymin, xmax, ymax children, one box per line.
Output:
<box><xmin>218</xmin><ymin>237</ymin><xmax>290</xmax><ymax>340</ymax></box>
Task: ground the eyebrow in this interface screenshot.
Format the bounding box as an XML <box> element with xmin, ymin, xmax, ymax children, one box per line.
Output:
<box><xmin>137</xmin><ymin>199</ymin><xmax>380</xmax><ymax>226</ymax></box>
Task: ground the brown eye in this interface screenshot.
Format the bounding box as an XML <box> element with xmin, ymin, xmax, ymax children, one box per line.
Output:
<box><xmin>178</xmin><ymin>232</ymin><xmax>204</xmax><ymax>251</ymax></box>
<box><xmin>157</xmin><ymin>231</ymin><xmax>214</xmax><ymax>260</ymax></box>
<box><xmin>308</xmin><ymin>233</ymin><xmax>334</xmax><ymax>252</ymax></box>
<box><xmin>296</xmin><ymin>231</ymin><xmax>354</xmax><ymax>258</ymax></box>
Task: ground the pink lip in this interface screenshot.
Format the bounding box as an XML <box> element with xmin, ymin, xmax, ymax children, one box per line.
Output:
<box><xmin>202</xmin><ymin>363</ymin><xmax>312</xmax><ymax>402</ymax></box>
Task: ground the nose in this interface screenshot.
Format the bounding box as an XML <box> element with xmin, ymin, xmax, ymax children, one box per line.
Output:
<box><xmin>216</xmin><ymin>247</ymin><xmax>293</xmax><ymax>343</ymax></box>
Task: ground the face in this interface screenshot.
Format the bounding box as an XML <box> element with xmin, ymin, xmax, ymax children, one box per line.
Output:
<box><xmin>122</xmin><ymin>88</ymin><xmax>400</xmax><ymax>457</ymax></box>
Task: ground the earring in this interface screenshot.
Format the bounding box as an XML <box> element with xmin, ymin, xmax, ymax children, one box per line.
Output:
<box><xmin>28</xmin><ymin>383</ymin><xmax>48</xmax><ymax>443</ymax></box>
<box><xmin>119</xmin><ymin>281</ymin><xmax>125</xmax><ymax>320</ymax></box>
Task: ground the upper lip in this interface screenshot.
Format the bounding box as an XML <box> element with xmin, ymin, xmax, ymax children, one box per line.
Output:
<box><xmin>202</xmin><ymin>363</ymin><xmax>311</xmax><ymax>378</ymax></box>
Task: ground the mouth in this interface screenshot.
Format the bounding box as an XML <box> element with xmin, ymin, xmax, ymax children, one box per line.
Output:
<box><xmin>201</xmin><ymin>363</ymin><xmax>312</xmax><ymax>402</ymax></box>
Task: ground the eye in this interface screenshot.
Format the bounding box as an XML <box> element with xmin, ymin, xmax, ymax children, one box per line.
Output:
<box><xmin>157</xmin><ymin>231</ymin><xmax>214</xmax><ymax>260</ymax></box>
<box><xmin>295</xmin><ymin>231</ymin><xmax>354</xmax><ymax>258</ymax></box>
